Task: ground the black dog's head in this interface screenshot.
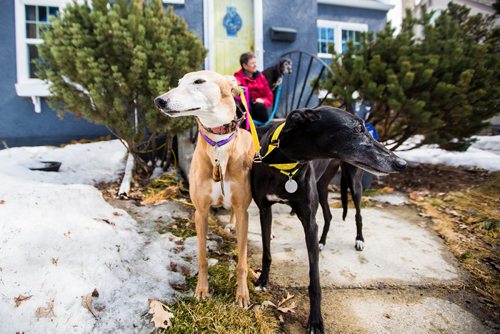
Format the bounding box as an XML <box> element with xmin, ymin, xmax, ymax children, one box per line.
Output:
<box><xmin>279</xmin><ymin>107</ymin><xmax>406</xmax><ymax>175</ymax></box>
<box><xmin>279</xmin><ymin>58</ymin><xmax>292</xmax><ymax>75</ymax></box>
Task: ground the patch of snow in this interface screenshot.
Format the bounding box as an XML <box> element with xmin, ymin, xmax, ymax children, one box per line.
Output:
<box><xmin>471</xmin><ymin>135</ymin><xmax>500</xmax><ymax>152</ymax></box>
<box><xmin>0</xmin><ymin>140</ymin><xmax>196</xmax><ymax>333</ymax></box>
<box><xmin>0</xmin><ymin>140</ymin><xmax>127</xmax><ymax>185</ymax></box>
<box><xmin>394</xmin><ymin>135</ymin><xmax>500</xmax><ymax>171</ymax></box>
<box><xmin>371</xmin><ymin>192</ymin><xmax>409</xmax><ymax>205</ymax></box>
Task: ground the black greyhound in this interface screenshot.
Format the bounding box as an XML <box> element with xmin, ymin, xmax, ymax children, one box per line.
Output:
<box><xmin>251</xmin><ymin>107</ymin><xmax>406</xmax><ymax>333</ymax></box>
<box><xmin>316</xmin><ymin>160</ymin><xmax>367</xmax><ymax>251</ymax></box>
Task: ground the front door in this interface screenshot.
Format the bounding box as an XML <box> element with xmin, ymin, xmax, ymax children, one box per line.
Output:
<box><xmin>213</xmin><ymin>0</ymin><xmax>254</xmax><ymax>75</ymax></box>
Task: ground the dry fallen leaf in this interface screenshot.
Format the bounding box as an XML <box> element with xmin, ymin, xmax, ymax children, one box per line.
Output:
<box><xmin>51</xmin><ymin>258</ymin><xmax>59</xmax><ymax>266</ymax></box>
<box><xmin>35</xmin><ymin>300</ymin><xmax>55</xmax><ymax>319</ymax></box>
<box><xmin>262</xmin><ymin>292</ymin><xmax>296</xmax><ymax>314</ymax></box>
<box><xmin>113</xmin><ymin>211</ymin><xmax>123</xmax><ymax>216</ymax></box>
<box><xmin>14</xmin><ymin>294</ymin><xmax>32</xmax><ymax>307</ymax></box>
<box><xmin>63</xmin><ymin>231</ymin><xmax>71</xmax><ymax>237</ymax></box>
<box><xmin>379</xmin><ymin>186</ymin><xmax>394</xmax><ymax>194</ymax></box>
<box><xmin>277</xmin><ymin>292</ymin><xmax>294</xmax><ymax>307</ymax></box>
<box><xmin>277</xmin><ymin>301</ymin><xmax>297</xmax><ymax>314</ymax></box>
<box><xmin>82</xmin><ymin>289</ymin><xmax>99</xmax><ymax>319</ymax></box>
<box><xmin>409</xmin><ymin>191</ymin><xmax>424</xmax><ymax>202</ymax></box>
<box><xmin>0</xmin><ymin>200</ymin><xmax>5</xmax><ymax>205</ymax></box>
<box><xmin>250</xmin><ymin>268</ymin><xmax>261</xmax><ymax>279</ymax></box>
<box><xmin>261</xmin><ymin>300</ymin><xmax>277</xmax><ymax>308</ymax></box>
<box><xmin>82</xmin><ymin>294</ymin><xmax>94</xmax><ymax>313</ymax></box>
<box><xmin>148</xmin><ymin>300</ymin><xmax>174</xmax><ymax>330</ymax></box>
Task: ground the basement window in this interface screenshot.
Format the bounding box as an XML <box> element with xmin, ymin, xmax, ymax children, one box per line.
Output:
<box><xmin>14</xmin><ymin>0</ymin><xmax>70</xmax><ymax>112</ymax></box>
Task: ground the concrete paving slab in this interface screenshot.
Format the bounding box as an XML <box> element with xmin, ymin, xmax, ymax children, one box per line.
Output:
<box><xmin>244</xmin><ymin>202</ymin><xmax>460</xmax><ymax>287</ymax></box>
<box><xmin>284</xmin><ymin>289</ymin><xmax>496</xmax><ymax>334</ymax></box>
<box><xmin>344</xmin><ymin>296</ymin><xmax>494</xmax><ymax>334</ymax></box>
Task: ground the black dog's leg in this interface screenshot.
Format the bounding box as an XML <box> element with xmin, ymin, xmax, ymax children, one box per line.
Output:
<box><xmin>344</xmin><ymin>163</ymin><xmax>365</xmax><ymax>251</ymax></box>
<box><xmin>352</xmin><ymin>168</ymin><xmax>365</xmax><ymax>251</ymax></box>
<box><xmin>317</xmin><ymin>161</ymin><xmax>340</xmax><ymax>250</ymax></box>
<box><xmin>255</xmin><ymin>205</ymin><xmax>273</xmax><ymax>291</ymax></box>
<box><xmin>292</xmin><ymin>201</ymin><xmax>324</xmax><ymax>334</ymax></box>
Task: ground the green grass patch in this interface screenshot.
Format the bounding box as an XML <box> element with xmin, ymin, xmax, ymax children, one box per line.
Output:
<box><xmin>429</xmin><ymin>197</ymin><xmax>444</xmax><ymax>208</ymax></box>
<box><xmin>477</xmin><ymin>220</ymin><xmax>499</xmax><ymax>232</ymax></box>
<box><xmin>163</xmin><ymin>258</ymin><xmax>278</xmax><ymax>334</ymax></box>
<box><xmin>158</xmin><ymin>217</ymin><xmax>197</xmax><ymax>239</ymax></box>
<box><xmin>156</xmin><ymin>215</ymin><xmax>279</xmax><ymax>333</ymax></box>
<box><xmin>164</xmin><ymin>295</ymin><xmax>277</xmax><ymax>334</ymax></box>
<box><xmin>362</xmin><ymin>187</ymin><xmax>382</xmax><ymax>197</ymax></box>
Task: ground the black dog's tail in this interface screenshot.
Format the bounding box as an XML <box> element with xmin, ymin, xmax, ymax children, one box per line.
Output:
<box><xmin>341</xmin><ymin>174</ymin><xmax>349</xmax><ymax>220</ymax></box>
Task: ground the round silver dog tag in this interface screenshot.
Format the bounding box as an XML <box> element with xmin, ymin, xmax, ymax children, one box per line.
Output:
<box><xmin>285</xmin><ymin>179</ymin><xmax>298</xmax><ymax>193</ymax></box>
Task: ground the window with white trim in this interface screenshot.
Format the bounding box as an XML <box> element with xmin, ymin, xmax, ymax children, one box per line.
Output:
<box><xmin>15</xmin><ymin>0</ymin><xmax>71</xmax><ymax>104</ymax></box>
<box><xmin>25</xmin><ymin>5</ymin><xmax>59</xmax><ymax>78</ymax></box>
<box><xmin>317</xmin><ymin>20</ymin><xmax>368</xmax><ymax>58</ymax></box>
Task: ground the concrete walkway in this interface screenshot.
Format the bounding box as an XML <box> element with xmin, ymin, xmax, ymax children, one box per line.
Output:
<box><xmin>220</xmin><ymin>198</ymin><xmax>497</xmax><ymax>334</ymax></box>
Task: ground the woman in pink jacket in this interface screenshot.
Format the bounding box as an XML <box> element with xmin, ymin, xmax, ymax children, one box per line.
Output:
<box><xmin>234</xmin><ymin>52</ymin><xmax>274</xmax><ymax>123</ymax></box>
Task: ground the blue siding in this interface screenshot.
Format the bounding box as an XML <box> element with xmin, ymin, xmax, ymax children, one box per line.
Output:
<box><xmin>263</xmin><ymin>0</ymin><xmax>318</xmax><ymax>69</ymax></box>
<box><xmin>0</xmin><ymin>0</ymin><xmax>110</xmax><ymax>148</ymax></box>
<box><xmin>318</xmin><ymin>4</ymin><xmax>387</xmax><ymax>31</ymax></box>
<box><xmin>168</xmin><ymin>2</ymin><xmax>204</xmax><ymax>39</ymax></box>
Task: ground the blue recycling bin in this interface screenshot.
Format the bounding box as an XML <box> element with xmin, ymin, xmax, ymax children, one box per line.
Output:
<box><xmin>352</xmin><ymin>100</ymin><xmax>379</xmax><ymax>189</ymax></box>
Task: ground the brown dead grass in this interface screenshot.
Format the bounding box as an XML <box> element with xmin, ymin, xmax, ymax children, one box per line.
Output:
<box><xmin>410</xmin><ymin>172</ymin><xmax>499</xmax><ymax>307</ymax></box>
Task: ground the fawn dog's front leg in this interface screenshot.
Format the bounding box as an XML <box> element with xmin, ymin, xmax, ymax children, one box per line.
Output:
<box><xmin>233</xmin><ymin>206</ymin><xmax>250</xmax><ymax>307</ymax></box>
<box><xmin>194</xmin><ymin>207</ymin><xmax>210</xmax><ymax>299</ymax></box>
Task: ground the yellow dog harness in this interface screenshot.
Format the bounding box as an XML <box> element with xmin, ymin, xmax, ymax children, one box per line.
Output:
<box><xmin>239</xmin><ymin>88</ymin><xmax>300</xmax><ymax>192</ymax></box>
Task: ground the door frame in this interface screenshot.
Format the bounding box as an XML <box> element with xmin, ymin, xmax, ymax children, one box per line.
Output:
<box><xmin>203</xmin><ymin>0</ymin><xmax>263</xmax><ymax>71</ymax></box>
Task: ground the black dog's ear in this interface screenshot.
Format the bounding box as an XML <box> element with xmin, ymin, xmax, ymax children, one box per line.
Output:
<box><xmin>280</xmin><ymin>57</ymin><xmax>291</xmax><ymax>65</ymax></box>
<box><xmin>283</xmin><ymin>108</ymin><xmax>321</xmax><ymax>132</ymax></box>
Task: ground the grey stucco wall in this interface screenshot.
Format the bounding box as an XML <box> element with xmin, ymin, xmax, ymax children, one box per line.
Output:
<box><xmin>0</xmin><ymin>1</ymin><xmax>110</xmax><ymax>148</ymax></box>
<box><xmin>262</xmin><ymin>0</ymin><xmax>318</xmax><ymax>69</ymax></box>
<box><xmin>317</xmin><ymin>4</ymin><xmax>388</xmax><ymax>31</ymax></box>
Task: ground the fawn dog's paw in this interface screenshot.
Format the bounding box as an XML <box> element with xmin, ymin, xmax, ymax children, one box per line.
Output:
<box><xmin>236</xmin><ymin>285</ymin><xmax>250</xmax><ymax>308</ymax></box>
<box><xmin>194</xmin><ymin>279</ymin><xmax>210</xmax><ymax>300</ymax></box>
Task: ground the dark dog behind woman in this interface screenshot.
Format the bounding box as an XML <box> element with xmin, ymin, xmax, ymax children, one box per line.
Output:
<box><xmin>234</xmin><ymin>52</ymin><xmax>274</xmax><ymax>123</ymax></box>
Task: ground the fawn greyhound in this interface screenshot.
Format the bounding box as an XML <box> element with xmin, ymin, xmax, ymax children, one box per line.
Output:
<box><xmin>155</xmin><ymin>70</ymin><xmax>255</xmax><ymax>307</ymax></box>
<box><xmin>252</xmin><ymin>107</ymin><xmax>406</xmax><ymax>333</ymax></box>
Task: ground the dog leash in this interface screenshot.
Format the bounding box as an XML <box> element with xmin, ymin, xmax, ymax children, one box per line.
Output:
<box><xmin>252</xmin><ymin>83</ymin><xmax>282</xmax><ymax>126</ymax></box>
<box><xmin>238</xmin><ymin>87</ymin><xmax>261</xmax><ymax>154</ymax></box>
<box><xmin>238</xmin><ymin>87</ymin><xmax>299</xmax><ymax>193</ymax></box>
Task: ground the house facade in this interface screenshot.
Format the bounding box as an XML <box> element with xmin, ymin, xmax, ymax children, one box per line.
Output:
<box><xmin>0</xmin><ymin>0</ymin><xmax>393</xmax><ymax>148</ymax></box>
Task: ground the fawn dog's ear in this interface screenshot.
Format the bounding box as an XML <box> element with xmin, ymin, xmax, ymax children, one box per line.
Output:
<box><xmin>224</xmin><ymin>75</ymin><xmax>240</xmax><ymax>98</ymax></box>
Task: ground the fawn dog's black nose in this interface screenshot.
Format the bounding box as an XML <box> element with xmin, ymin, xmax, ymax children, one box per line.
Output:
<box><xmin>154</xmin><ymin>97</ymin><xmax>168</xmax><ymax>109</ymax></box>
<box><xmin>395</xmin><ymin>158</ymin><xmax>407</xmax><ymax>169</ymax></box>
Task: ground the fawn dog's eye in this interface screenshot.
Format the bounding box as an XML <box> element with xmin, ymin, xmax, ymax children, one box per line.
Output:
<box><xmin>194</xmin><ymin>79</ymin><xmax>206</xmax><ymax>84</ymax></box>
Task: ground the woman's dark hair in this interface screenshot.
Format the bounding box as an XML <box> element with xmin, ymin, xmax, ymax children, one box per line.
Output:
<box><xmin>239</xmin><ymin>52</ymin><xmax>255</xmax><ymax>67</ymax></box>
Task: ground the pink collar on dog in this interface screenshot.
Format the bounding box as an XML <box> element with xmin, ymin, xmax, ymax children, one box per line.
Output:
<box><xmin>199</xmin><ymin>115</ymin><xmax>245</xmax><ymax>135</ymax></box>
